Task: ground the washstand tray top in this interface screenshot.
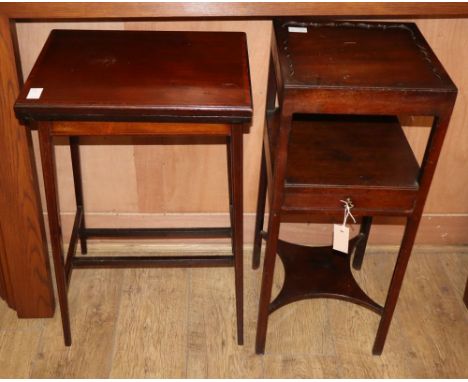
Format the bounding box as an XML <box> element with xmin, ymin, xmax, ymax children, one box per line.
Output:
<box><xmin>273</xmin><ymin>19</ymin><xmax>457</xmax><ymax>93</ymax></box>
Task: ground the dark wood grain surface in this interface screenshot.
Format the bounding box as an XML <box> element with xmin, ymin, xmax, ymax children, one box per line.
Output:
<box><xmin>283</xmin><ymin>114</ymin><xmax>419</xmax><ymax>188</ymax></box>
<box><xmin>0</xmin><ymin>16</ymin><xmax>55</xmax><ymax>317</ymax></box>
<box><xmin>15</xmin><ymin>29</ymin><xmax>252</xmax><ymax>123</ymax></box>
<box><xmin>274</xmin><ymin>20</ymin><xmax>456</xmax><ymax>91</ymax></box>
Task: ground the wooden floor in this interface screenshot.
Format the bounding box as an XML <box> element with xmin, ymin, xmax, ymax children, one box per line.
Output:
<box><xmin>0</xmin><ymin>244</ymin><xmax>467</xmax><ymax>378</ymax></box>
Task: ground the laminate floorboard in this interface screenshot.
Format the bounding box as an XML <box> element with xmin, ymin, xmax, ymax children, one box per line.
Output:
<box><xmin>0</xmin><ymin>245</ymin><xmax>466</xmax><ymax>378</ymax></box>
<box><xmin>110</xmin><ymin>268</ymin><xmax>189</xmax><ymax>378</ymax></box>
<box><xmin>29</xmin><ymin>269</ymin><xmax>124</xmax><ymax>378</ymax></box>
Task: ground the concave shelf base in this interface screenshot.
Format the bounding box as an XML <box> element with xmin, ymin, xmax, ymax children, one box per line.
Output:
<box><xmin>269</xmin><ymin>235</ymin><xmax>384</xmax><ymax>315</ymax></box>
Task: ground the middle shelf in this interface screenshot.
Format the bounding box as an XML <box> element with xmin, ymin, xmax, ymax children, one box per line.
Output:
<box><xmin>264</xmin><ymin>110</ymin><xmax>420</xmax><ymax>219</ymax></box>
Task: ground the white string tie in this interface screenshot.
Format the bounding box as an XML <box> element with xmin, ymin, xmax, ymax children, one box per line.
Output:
<box><xmin>340</xmin><ymin>199</ymin><xmax>356</xmax><ymax>226</ymax></box>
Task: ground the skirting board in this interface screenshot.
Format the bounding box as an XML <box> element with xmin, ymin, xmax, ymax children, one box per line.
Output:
<box><xmin>43</xmin><ymin>212</ymin><xmax>468</xmax><ymax>247</ymax></box>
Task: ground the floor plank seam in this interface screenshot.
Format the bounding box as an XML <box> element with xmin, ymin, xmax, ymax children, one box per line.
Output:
<box><xmin>185</xmin><ymin>269</ymin><xmax>192</xmax><ymax>378</ymax></box>
<box><xmin>28</xmin><ymin>317</ymin><xmax>46</xmax><ymax>377</ymax></box>
<box><xmin>440</xmin><ymin>257</ymin><xmax>468</xmax><ymax>318</ymax></box>
<box><xmin>325</xmin><ymin>301</ymin><xmax>340</xmax><ymax>360</ymax></box>
<box><xmin>107</xmin><ymin>269</ymin><xmax>126</xmax><ymax>377</ymax></box>
<box><xmin>262</xmin><ymin>350</ymin><xmax>341</xmax><ymax>357</ymax></box>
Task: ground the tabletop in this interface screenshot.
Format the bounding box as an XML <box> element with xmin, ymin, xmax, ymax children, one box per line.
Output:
<box><xmin>15</xmin><ymin>29</ymin><xmax>253</xmax><ymax>123</ymax></box>
<box><xmin>274</xmin><ymin>19</ymin><xmax>457</xmax><ymax>92</ymax></box>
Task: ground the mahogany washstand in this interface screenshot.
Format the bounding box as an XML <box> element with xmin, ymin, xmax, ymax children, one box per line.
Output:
<box><xmin>253</xmin><ymin>19</ymin><xmax>457</xmax><ymax>355</ymax></box>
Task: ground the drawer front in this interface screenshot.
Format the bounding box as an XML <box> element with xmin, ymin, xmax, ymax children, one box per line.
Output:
<box><xmin>282</xmin><ymin>188</ymin><xmax>417</xmax><ymax>216</ymax></box>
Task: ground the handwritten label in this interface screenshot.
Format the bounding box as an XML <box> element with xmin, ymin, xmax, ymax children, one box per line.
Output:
<box><xmin>333</xmin><ymin>224</ymin><xmax>349</xmax><ymax>254</ymax></box>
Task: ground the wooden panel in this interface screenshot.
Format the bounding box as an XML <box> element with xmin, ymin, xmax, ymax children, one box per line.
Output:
<box><xmin>126</xmin><ymin>20</ymin><xmax>270</xmax><ymax>213</ymax></box>
<box><xmin>414</xmin><ymin>19</ymin><xmax>468</xmax><ymax>213</ymax></box>
<box><xmin>3</xmin><ymin>3</ymin><xmax>468</xmax><ymax>18</ymax></box>
<box><xmin>15</xmin><ymin>18</ymin><xmax>468</xmax><ymax>220</ymax></box>
<box><xmin>0</xmin><ymin>16</ymin><xmax>54</xmax><ymax>316</ymax></box>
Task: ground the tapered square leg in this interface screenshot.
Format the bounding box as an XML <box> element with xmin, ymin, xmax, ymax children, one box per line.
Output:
<box><xmin>230</xmin><ymin>127</ymin><xmax>244</xmax><ymax>345</ymax></box>
<box><xmin>255</xmin><ymin>209</ymin><xmax>281</xmax><ymax>354</ymax></box>
<box><xmin>38</xmin><ymin>122</ymin><xmax>72</xmax><ymax>346</ymax></box>
<box><xmin>373</xmin><ymin>217</ymin><xmax>418</xmax><ymax>355</ymax></box>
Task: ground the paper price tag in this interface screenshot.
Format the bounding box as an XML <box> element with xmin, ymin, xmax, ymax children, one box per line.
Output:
<box><xmin>333</xmin><ymin>224</ymin><xmax>349</xmax><ymax>254</ymax></box>
<box><xmin>288</xmin><ymin>26</ymin><xmax>308</xmax><ymax>33</ymax></box>
<box><xmin>26</xmin><ymin>88</ymin><xmax>43</xmax><ymax>100</ymax></box>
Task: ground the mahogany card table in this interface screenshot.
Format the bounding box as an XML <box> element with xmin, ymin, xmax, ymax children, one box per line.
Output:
<box><xmin>15</xmin><ymin>29</ymin><xmax>253</xmax><ymax>346</ymax></box>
